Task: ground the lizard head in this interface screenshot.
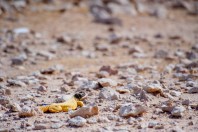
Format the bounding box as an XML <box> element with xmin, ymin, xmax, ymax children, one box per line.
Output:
<box><xmin>74</xmin><ymin>91</ymin><xmax>87</xmax><ymax>100</ymax></box>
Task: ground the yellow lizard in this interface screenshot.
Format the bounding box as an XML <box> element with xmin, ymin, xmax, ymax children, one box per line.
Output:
<box><xmin>40</xmin><ymin>91</ymin><xmax>86</xmax><ymax>113</ymax></box>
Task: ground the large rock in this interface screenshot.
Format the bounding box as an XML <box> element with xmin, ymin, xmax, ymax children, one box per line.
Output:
<box><xmin>68</xmin><ymin>116</ymin><xmax>87</xmax><ymax>127</ymax></box>
<box><xmin>119</xmin><ymin>103</ymin><xmax>147</xmax><ymax>117</ymax></box>
<box><xmin>99</xmin><ymin>87</ymin><xmax>119</xmax><ymax>100</ymax></box>
<box><xmin>70</xmin><ymin>105</ymin><xmax>99</xmax><ymax>118</ymax></box>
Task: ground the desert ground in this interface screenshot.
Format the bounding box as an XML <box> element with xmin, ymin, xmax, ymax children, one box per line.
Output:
<box><xmin>0</xmin><ymin>0</ymin><xmax>198</xmax><ymax>132</ymax></box>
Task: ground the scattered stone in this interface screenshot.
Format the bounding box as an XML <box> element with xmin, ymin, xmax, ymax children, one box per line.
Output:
<box><xmin>182</xmin><ymin>99</ymin><xmax>190</xmax><ymax>106</ymax></box>
<box><xmin>12</xmin><ymin>53</ymin><xmax>27</xmax><ymax>65</ymax></box>
<box><xmin>107</xmin><ymin>115</ymin><xmax>119</xmax><ymax>121</ymax></box>
<box><xmin>144</xmin><ymin>81</ymin><xmax>163</xmax><ymax>95</ymax></box>
<box><xmin>34</xmin><ymin>124</ymin><xmax>49</xmax><ymax>130</ymax></box>
<box><xmin>10</xmin><ymin>103</ymin><xmax>21</xmax><ymax>112</ymax></box>
<box><xmin>128</xmin><ymin>46</ymin><xmax>143</xmax><ymax>55</ymax></box>
<box><xmin>98</xmin><ymin>117</ymin><xmax>110</xmax><ymax>123</ymax></box>
<box><xmin>154</xmin><ymin>50</ymin><xmax>168</xmax><ymax>58</ymax></box>
<box><xmin>95</xmin><ymin>44</ymin><xmax>109</xmax><ymax>52</ymax></box>
<box><xmin>171</xmin><ymin>106</ymin><xmax>186</xmax><ymax>117</ymax></box>
<box><xmin>37</xmin><ymin>85</ymin><xmax>47</xmax><ymax>92</ymax></box>
<box><xmin>70</xmin><ymin>105</ymin><xmax>99</xmax><ymax>118</ymax></box>
<box><xmin>55</xmin><ymin>95</ymin><xmax>72</xmax><ymax>103</ymax></box>
<box><xmin>0</xmin><ymin>96</ymin><xmax>10</xmax><ymax>106</ymax></box>
<box><xmin>37</xmin><ymin>51</ymin><xmax>55</xmax><ymax>60</ymax></box>
<box><xmin>99</xmin><ymin>65</ymin><xmax>118</xmax><ymax>75</ymax></box>
<box><xmin>68</xmin><ymin>116</ymin><xmax>87</xmax><ymax>127</ymax></box>
<box><xmin>98</xmin><ymin>78</ymin><xmax>117</xmax><ymax>87</ymax></box>
<box><xmin>99</xmin><ymin>87</ymin><xmax>119</xmax><ymax>100</ymax></box>
<box><xmin>148</xmin><ymin>121</ymin><xmax>158</xmax><ymax>128</ymax></box>
<box><xmin>13</xmin><ymin>27</ymin><xmax>30</xmax><ymax>35</ymax></box>
<box><xmin>116</xmin><ymin>87</ymin><xmax>130</xmax><ymax>94</ymax></box>
<box><xmin>87</xmin><ymin>117</ymin><xmax>97</xmax><ymax>124</ymax></box>
<box><xmin>19</xmin><ymin>106</ymin><xmax>36</xmax><ymax>118</ymax></box>
<box><xmin>170</xmin><ymin>91</ymin><xmax>181</xmax><ymax>97</ymax></box>
<box><xmin>7</xmin><ymin>79</ymin><xmax>26</xmax><ymax>87</ymax></box>
<box><xmin>161</xmin><ymin>100</ymin><xmax>174</xmax><ymax>112</ymax></box>
<box><xmin>119</xmin><ymin>103</ymin><xmax>146</xmax><ymax>117</ymax></box>
<box><xmin>188</xmin><ymin>87</ymin><xmax>198</xmax><ymax>93</ymax></box>
<box><xmin>56</xmin><ymin>34</ymin><xmax>73</xmax><ymax>44</ymax></box>
<box><xmin>51</xmin><ymin>123</ymin><xmax>63</xmax><ymax>129</ymax></box>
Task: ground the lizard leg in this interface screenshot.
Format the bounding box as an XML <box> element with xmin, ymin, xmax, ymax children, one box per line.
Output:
<box><xmin>61</xmin><ymin>106</ymin><xmax>69</xmax><ymax>112</ymax></box>
<box><xmin>77</xmin><ymin>101</ymin><xmax>84</xmax><ymax>107</ymax></box>
<box><xmin>48</xmin><ymin>105</ymin><xmax>62</xmax><ymax>113</ymax></box>
<box><xmin>40</xmin><ymin>105</ymin><xmax>50</xmax><ymax>113</ymax></box>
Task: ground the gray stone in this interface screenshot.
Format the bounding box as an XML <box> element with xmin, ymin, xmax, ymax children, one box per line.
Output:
<box><xmin>188</xmin><ymin>87</ymin><xmax>198</xmax><ymax>93</ymax></box>
<box><xmin>119</xmin><ymin>103</ymin><xmax>146</xmax><ymax>117</ymax></box>
<box><xmin>170</xmin><ymin>91</ymin><xmax>181</xmax><ymax>97</ymax></box>
<box><xmin>34</xmin><ymin>124</ymin><xmax>49</xmax><ymax>130</ymax></box>
<box><xmin>171</xmin><ymin>106</ymin><xmax>186</xmax><ymax>117</ymax></box>
<box><xmin>99</xmin><ymin>87</ymin><xmax>119</xmax><ymax>100</ymax></box>
<box><xmin>11</xmin><ymin>53</ymin><xmax>27</xmax><ymax>65</ymax></box>
<box><xmin>98</xmin><ymin>117</ymin><xmax>110</xmax><ymax>123</ymax></box>
<box><xmin>51</xmin><ymin>123</ymin><xmax>63</xmax><ymax>129</ymax></box>
<box><xmin>87</xmin><ymin>117</ymin><xmax>97</xmax><ymax>124</ymax></box>
<box><xmin>68</xmin><ymin>116</ymin><xmax>86</xmax><ymax>127</ymax></box>
<box><xmin>7</xmin><ymin>79</ymin><xmax>26</xmax><ymax>87</ymax></box>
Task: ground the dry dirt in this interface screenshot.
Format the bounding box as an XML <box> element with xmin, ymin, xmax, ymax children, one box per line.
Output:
<box><xmin>0</xmin><ymin>1</ymin><xmax>198</xmax><ymax>132</ymax></box>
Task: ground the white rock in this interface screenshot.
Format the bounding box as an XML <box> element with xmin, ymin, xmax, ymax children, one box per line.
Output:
<box><xmin>98</xmin><ymin>78</ymin><xmax>117</xmax><ymax>87</ymax></box>
<box><xmin>171</xmin><ymin>106</ymin><xmax>186</xmax><ymax>117</ymax></box>
<box><xmin>10</xmin><ymin>103</ymin><xmax>21</xmax><ymax>112</ymax></box>
<box><xmin>170</xmin><ymin>91</ymin><xmax>181</xmax><ymax>97</ymax></box>
<box><xmin>70</xmin><ymin>106</ymin><xmax>99</xmax><ymax>118</ymax></box>
<box><xmin>68</xmin><ymin>116</ymin><xmax>86</xmax><ymax>127</ymax></box>
<box><xmin>119</xmin><ymin>103</ymin><xmax>146</xmax><ymax>117</ymax></box>
<box><xmin>99</xmin><ymin>87</ymin><xmax>119</xmax><ymax>100</ymax></box>
<box><xmin>13</xmin><ymin>27</ymin><xmax>30</xmax><ymax>34</ymax></box>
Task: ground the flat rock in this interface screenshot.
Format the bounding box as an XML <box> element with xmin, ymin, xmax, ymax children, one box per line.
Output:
<box><xmin>34</xmin><ymin>124</ymin><xmax>49</xmax><ymax>130</ymax></box>
<box><xmin>70</xmin><ymin>105</ymin><xmax>99</xmax><ymax>118</ymax></box>
<box><xmin>119</xmin><ymin>103</ymin><xmax>147</xmax><ymax>117</ymax></box>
